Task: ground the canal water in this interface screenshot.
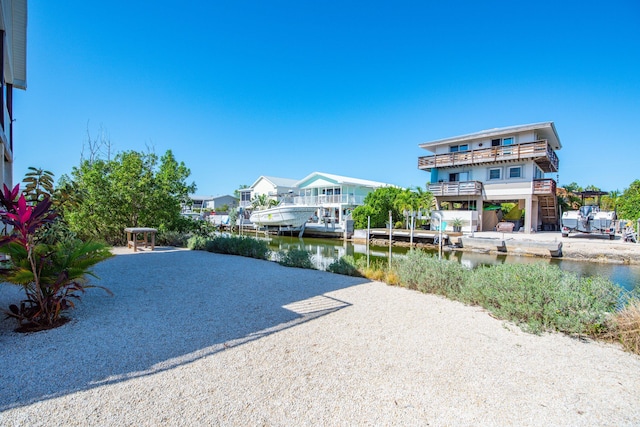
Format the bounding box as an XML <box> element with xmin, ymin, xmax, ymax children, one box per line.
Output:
<box><xmin>264</xmin><ymin>235</ymin><xmax>640</xmax><ymax>291</ymax></box>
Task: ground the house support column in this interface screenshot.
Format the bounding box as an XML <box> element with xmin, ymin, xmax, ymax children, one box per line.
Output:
<box><xmin>476</xmin><ymin>196</ymin><xmax>484</xmax><ymax>231</ymax></box>
<box><xmin>522</xmin><ymin>196</ymin><xmax>533</xmax><ymax>234</ymax></box>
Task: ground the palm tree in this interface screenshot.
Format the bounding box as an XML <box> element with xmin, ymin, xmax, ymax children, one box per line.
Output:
<box><xmin>250</xmin><ymin>194</ymin><xmax>278</xmax><ymax>210</ymax></box>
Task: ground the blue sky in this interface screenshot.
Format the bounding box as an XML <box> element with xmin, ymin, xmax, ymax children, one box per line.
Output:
<box><xmin>14</xmin><ymin>1</ymin><xmax>640</xmax><ymax>196</ymax></box>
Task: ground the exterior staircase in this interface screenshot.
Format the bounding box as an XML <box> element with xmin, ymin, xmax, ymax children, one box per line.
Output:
<box><xmin>538</xmin><ymin>194</ymin><xmax>559</xmax><ymax>230</ymax></box>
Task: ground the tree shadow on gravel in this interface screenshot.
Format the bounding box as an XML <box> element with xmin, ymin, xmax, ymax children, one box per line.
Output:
<box><xmin>0</xmin><ymin>250</ymin><xmax>369</xmax><ymax>411</ymax></box>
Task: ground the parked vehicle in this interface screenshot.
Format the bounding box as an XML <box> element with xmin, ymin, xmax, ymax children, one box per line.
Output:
<box><xmin>561</xmin><ymin>205</ymin><xmax>616</xmax><ymax>239</ymax></box>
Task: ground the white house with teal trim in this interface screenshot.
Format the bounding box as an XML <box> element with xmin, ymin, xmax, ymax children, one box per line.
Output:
<box><xmin>293</xmin><ymin>172</ymin><xmax>395</xmax><ymax>224</ymax></box>
<box><xmin>239</xmin><ymin>176</ymin><xmax>299</xmax><ymax>207</ymax></box>
<box><xmin>418</xmin><ymin>122</ymin><xmax>561</xmax><ymax>233</ymax></box>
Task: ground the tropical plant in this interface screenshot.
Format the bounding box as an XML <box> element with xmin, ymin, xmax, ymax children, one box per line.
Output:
<box><xmin>0</xmin><ymin>184</ymin><xmax>112</xmax><ymax>331</ymax></box>
<box><xmin>601</xmin><ymin>190</ymin><xmax>620</xmax><ymax>212</ymax></box>
<box><xmin>251</xmin><ymin>194</ymin><xmax>278</xmax><ymax>210</ymax></box>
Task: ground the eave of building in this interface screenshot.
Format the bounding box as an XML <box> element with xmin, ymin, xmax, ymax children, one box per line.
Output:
<box><xmin>0</xmin><ymin>0</ymin><xmax>27</xmax><ymax>90</ymax></box>
<box><xmin>249</xmin><ymin>175</ymin><xmax>299</xmax><ymax>190</ymax></box>
<box><xmin>418</xmin><ymin>122</ymin><xmax>561</xmax><ymax>152</ymax></box>
<box><xmin>297</xmin><ymin>171</ymin><xmax>395</xmax><ymax>189</ymax></box>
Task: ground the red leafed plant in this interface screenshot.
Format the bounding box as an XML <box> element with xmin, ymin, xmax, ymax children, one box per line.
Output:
<box><xmin>0</xmin><ymin>184</ymin><xmax>112</xmax><ymax>332</ymax></box>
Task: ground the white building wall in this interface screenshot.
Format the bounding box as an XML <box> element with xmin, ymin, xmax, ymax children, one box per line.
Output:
<box><xmin>252</xmin><ymin>179</ymin><xmax>277</xmax><ymax>197</ymax></box>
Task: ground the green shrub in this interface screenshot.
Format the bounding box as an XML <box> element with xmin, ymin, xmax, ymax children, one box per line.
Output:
<box><xmin>278</xmin><ymin>248</ymin><xmax>315</xmax><ymax>269</ymax></box>
<box><xmin>187</xmin><ymin>235</ymin><xmax>208</xmax><ymax>250</ymax></box>
<box><xmin>461</xmin><ymin>263</ymin><xmax>620</xmax><ymax>335</ymax></box>
<box><xmin>396</xmin><ymin>249</ymin><xmax>469</xmax><ymax>297</ymax></box>
<box><xmin>157</xmin><ymin>230</ymin><xmax>189</xmax><ymax>247</ymax></box>
<box><xmin>205</xmin><ymin>235</ymin><xmax>270</xmax><ymax>260</ymax></box>
<box><xmin>327</xmin><ymin>256</ymin><xmax>362</xmax><ymax>276</ymax></box>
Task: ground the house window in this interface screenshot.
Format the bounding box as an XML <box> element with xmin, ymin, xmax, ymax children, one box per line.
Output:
<box><xmin>508</xmin><ymin>166</ymin><xmax>522</xmax><ymax>178</ymax></box>
<box><xmin>491</xmin><ymin>137</ymin><xmax>515</xmax><ymax>146</ymax></box>
<box><xmin>450</xmin><ymin>144</ymin><xmax>469</xmax><ymax>153</ymax></box>
<box><xmin>488</xmin><ymin>168</ymin><xmax>502</xmax><ymax>180</ymax></box>
<box><xmin>449</xmin><ymin>173</ymin><xmax>459</xmax><ymax>182</ymax></box>
<box><xmin>534</xmin><ymin>167</ymin><xmax>544</xmax><ymax>180</ymax></box>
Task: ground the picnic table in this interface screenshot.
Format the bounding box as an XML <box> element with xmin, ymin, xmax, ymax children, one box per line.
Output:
<box><xmin>124</xmin><ymin>227</ymin><xmax>157</xmax><ymax>252</ymax></box>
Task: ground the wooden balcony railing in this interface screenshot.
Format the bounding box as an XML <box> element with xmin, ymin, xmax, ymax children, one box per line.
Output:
<box><xmin>418</xmin><ymin>140</ymin><xmax>559</xmax><ymax>173</ymax></box>
<box><xmin>428</xmin><ymin>181</ymin><xmax>483</xmax><ymax>197</ymax></box>
<box><xmin>532</xmin><ymin>179</ymin><xmax>556</xmax><ymax>195</ymax></box>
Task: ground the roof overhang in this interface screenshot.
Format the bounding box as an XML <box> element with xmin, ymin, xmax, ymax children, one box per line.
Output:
<box><xmin>0</xmin><ymin>0</ymin><xmax>27</xmax><ymax>90</ymax></box>
<box><xmin>419</xmin><ymin>122</ymin><xmax>562</xmax><ymax>152</ymax></box>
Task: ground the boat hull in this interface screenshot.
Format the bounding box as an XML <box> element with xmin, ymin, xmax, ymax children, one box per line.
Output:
<box><xmin>249</xmin><ymin>206</ymin><xmax>318</xmax><ymax>227</ymax></box>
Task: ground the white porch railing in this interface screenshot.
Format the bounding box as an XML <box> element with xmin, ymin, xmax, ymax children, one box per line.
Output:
<box><xmin>293</xmin><ymin>195</ymin><xmax>366</xmax><ymax>206</ymax></box>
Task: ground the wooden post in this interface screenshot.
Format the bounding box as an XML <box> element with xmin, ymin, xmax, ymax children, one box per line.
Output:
<box><xmin>367</xmin><ymin>216</ymin><xmax>370</xmax><ymax>268</ymax></box>
<box><xmin>388</xmin><ymin>210</ymin><xmax>392</xmax><ymax>270</ymax></box>
<box><xmin>410</xmin><ymin>212</ymin><xmax>414</xmax><ymax>247</ymax></box>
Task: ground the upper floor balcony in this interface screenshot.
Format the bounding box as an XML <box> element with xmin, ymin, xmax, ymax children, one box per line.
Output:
<box><xmin>418</xmin><ymin>140</ymin><xmax>559</xmax><ymax>173</ymax></box>
<box><xmin>427</xmin><ymin>181</ymin><xmax>483</xmax><ymax>197</ymax></box>
<box><xmin>532</xmin><ymin>178</ymin><xmax>556</xmax><ymax>195</ymax></box>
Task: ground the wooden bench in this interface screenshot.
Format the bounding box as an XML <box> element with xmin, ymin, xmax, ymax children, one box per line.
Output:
<box><xmin>124</xmin><ymin>227</ymin><xmax>157</xmax><ymax>252</ymax></box>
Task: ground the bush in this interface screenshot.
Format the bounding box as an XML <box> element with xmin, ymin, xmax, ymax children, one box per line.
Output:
<box><xmin>277</xmin><ymin>248</ymin><xmax>315</xmax><ymax>269</ymax></box>
<box><xmin>605</xmin><ymin>297</ymin><xmax>640</xmax><ymax>355</ymax></box>
<box><xmin>187</xmin><ymin>235</ymin><xmax>208</xmax><ymax>250</ymax></box>
<box><xmin>396</xmin><ymin>250</ymin><xmax>469</xmax><ymax>297</ymax></box>
<box><xmin>461</xmin><ymin>263</ymin><xmax>620</xmax><ymax>335</ymax></box>
<box><xmin>327</xmin><ymin>256</ymin><xmax>362</xmax><ymax>276</ymax></box>
<box><xmin>156</xmin><ymin>230</ymin><xmax>189</xmax><ymax>247</ymax></box>
<box><xmin>205</xmin><ymin>236</ymin><xmax>270</xmax><ymax>260</ymax></box>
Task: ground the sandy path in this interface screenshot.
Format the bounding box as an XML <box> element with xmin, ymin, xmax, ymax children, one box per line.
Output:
<box><xmin>1</xmin><ymin>248</ymin><xmax>639</xmax><ymax>426</ymax></box>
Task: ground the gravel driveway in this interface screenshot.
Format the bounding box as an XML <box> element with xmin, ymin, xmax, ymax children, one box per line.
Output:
<box><xmin>1</xmin><ymin>248</ymin><xmax>639</xmax><ymax>426</ymax></box>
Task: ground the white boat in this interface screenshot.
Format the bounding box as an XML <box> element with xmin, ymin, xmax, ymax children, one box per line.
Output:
<box><xmin>249</xmin><ymin>204</ymin><xmax>318</xmax><ymax>228</ymax></box>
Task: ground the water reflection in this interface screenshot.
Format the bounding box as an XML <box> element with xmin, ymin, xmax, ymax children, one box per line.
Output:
<box><xmin>265</xmin><ymin>235</ymin><xmax>640</xmax><ymax>291</ymax></box>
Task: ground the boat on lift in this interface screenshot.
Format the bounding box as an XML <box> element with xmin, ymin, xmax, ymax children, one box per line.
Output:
<box><xmin>249</xmin><ymin>204</ymin><xmax>318</xmax><ymax>228</ymax></box>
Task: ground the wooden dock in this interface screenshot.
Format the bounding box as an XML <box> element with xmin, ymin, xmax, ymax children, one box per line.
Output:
<box><xmin>366</xmin><ymin>228</ymin><xmax>462</xmax><ymax>245</ymax></box>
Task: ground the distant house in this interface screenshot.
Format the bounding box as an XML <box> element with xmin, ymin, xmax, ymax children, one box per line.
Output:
<box><xmin>238</xmin><ymin>172</ymin><xmax>395</xmax><ymax>225</ymax></box>
<box><xmin>294</xmin><ymin>172</ymin><xmax>394</xmax><ymax>224</ymax></box>
<box><xmin>0</xmin><ymin>0</ymin><xmax>27</xmax><ymax>190</ymax></box>
<box><xmin>239</xmin><ymin>176</ymin><xmax>299</xmax><ymax>207</ymax></box>
<box><xmin>418</xmin><ymin>122</ymin><xmax>561</xmax><ymax>233</ymax></box>
<box><xmin>211</xmin><ymin>195</ymin><xmax>238</xmax><ymax>212</ymax></box>
<box><xmin>186</xmin><ymin>194</ymin><xmax>238</xmax><ymax>212</ymax></box>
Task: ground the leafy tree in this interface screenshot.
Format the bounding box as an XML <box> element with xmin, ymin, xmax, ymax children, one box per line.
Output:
<box><xmin>601</xmin><ymin>190</ymin><xmax>620</xmax><ymax>212</ymax></box>
<box><xmin>63</xmin><ymin>149</ymin><xmax>196</xmax><ymax>245</ymax></box>
<box><xmin>563</xmin><ymin>182</ymin><xmax>583</xmax><ymax>193</ymax></box>
<box><xmin>352</xmin><ymin>186</ymin><xmax>405</xmax><ymax>228</ymax></box>
<box><xmin>617</xmin><ymin>180</ymin><xmax>640</xmax><ymax>221</ymax></box>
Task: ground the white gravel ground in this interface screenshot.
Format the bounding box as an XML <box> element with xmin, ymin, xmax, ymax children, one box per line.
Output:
<box><xmin>1</xmin><ymin>247</ymin><xmax>639</xmax><ymax>426</ymax></box>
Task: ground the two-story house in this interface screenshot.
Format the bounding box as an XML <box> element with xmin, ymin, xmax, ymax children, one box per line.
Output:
<box><xmin>0</xmin><ymin>0</ymin><xmax>27</xmax><ymax>189</ymax></box>
<box><xmin>418</xmin><ymin>122</ymin><xmax>561</xmax><ymax>233</ymax></box>
<box><xmin>294</xmin><ymin>172</ymin><xmax>395</xmax><ymax>225</ymax></box>
<box><xmin>239</xmin><ymin>176</ymin><xmax>299</xmax><ymax>208</ymax></box>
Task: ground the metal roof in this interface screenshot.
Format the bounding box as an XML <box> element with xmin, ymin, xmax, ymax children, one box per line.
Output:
<box><xmin>419</xmin><ymin>122</ymin><xmax>562</xmax><ymax>151</ymax></box>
